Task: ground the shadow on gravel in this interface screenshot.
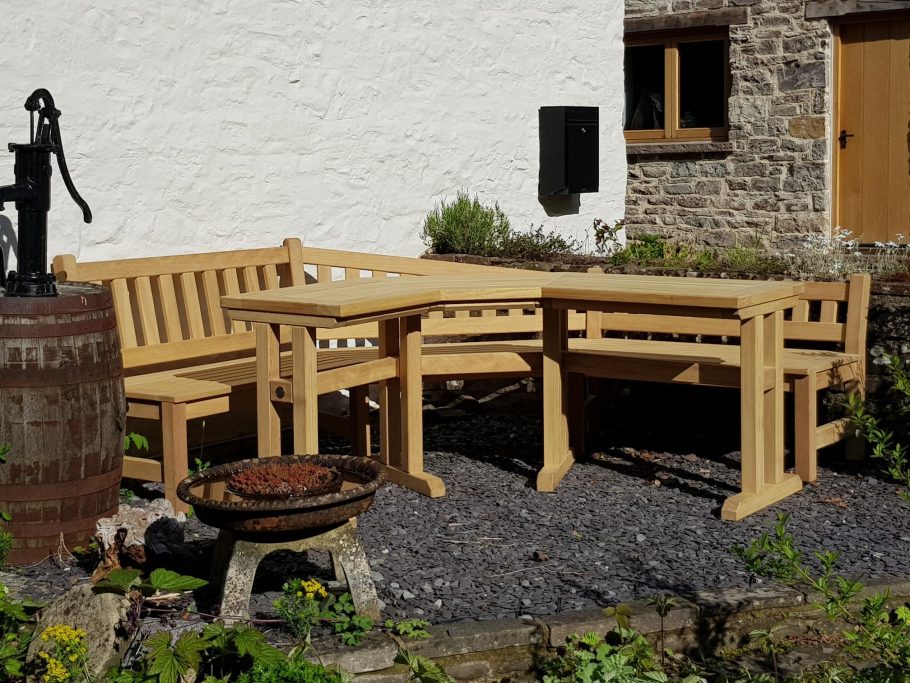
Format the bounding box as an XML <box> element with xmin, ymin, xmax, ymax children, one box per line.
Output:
<box><xmin>587</xmin><ymin>449</ymin><xmax>736</xmax><ymax>503</ymax></box>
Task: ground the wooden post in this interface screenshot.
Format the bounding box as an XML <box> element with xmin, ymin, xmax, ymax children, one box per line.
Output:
<box><xmin>538</xmin><ymin>306</ymin><xmax>574</xmax><ymax>492</ymax></box>
<box><xmin>378</xmin><ymin>320</ymin><xmax>400</xmax><ymax>467</ymax></box>
<box><xmin>292</xmin><ymin>325</ymin><xmax>319</xmax><ymax>455</ymax></box>
<box><xmin>255</xmin><ymin>322</ymin><xmax>281</xmax><ymax>457</ymax></box>
<box><xmin>161</xmin><ymin>401</ymin><xmax>189</xmax><ymax>513</ymax></box>
<box><xmin>763</xmin><ymin>309</ymin><xmax>785</xmax><ymax>486</ymax></box>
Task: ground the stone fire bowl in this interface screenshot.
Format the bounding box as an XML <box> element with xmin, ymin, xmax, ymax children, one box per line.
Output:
<box><xmin>176</xmin><ymin>454</ymin><xmax>386</xmax><ymax>537</ymax></box>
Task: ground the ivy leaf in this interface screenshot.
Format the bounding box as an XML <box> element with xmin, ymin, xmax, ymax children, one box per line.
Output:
<box><xmin>147</xmin><ymin>568</ymin><xmax>208</xmax><ymax>593</ymax></box>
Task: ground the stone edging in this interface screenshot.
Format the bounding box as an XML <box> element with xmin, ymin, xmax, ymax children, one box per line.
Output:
<box><xmin>312</xmin><ymin>578</ymin><xmax>910</xmax><ymax>681</ymax></box>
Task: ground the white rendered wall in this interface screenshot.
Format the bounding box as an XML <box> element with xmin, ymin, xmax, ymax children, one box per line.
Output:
<box><xmin>1</xmin><ymin>1</ymin><xmax>626</xmax><ymax>267</ymax></box>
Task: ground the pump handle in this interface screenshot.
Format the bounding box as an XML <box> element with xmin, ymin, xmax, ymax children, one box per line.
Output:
<box><xmin>24</xmin><ymin>89</ymin><xmax>92</xmax><ymax>224</ymax></box>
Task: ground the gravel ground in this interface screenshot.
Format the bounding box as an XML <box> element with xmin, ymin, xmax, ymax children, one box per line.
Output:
<box><xmin>5</xmin><ymin>385</ymin><xmax>910</xmax><ymax>628</ymax></box>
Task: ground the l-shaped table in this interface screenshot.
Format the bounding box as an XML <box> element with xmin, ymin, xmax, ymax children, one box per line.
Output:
<box><xmin>221</xmin><ymin>272</ymin><xmax>805</xmax><ymax>521</ymax></box>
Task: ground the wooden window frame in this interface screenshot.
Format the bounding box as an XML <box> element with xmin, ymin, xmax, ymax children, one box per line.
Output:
<box><xmin>624</xmin><ymin>31</ymin><xmax>731</xmax><ymax>143</ymax></box>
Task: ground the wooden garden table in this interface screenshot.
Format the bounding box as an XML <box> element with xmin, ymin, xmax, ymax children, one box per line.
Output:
<box><xmin>221</xmin><ymin>272</ymin><xmax>804</xmax><ymax>520</ymax></box>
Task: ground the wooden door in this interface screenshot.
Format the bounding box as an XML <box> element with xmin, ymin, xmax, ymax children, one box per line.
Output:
<box><xmin>837</xmin><ymin>19</ymin><xmax>910</xmax><ymax>244</ymax></box>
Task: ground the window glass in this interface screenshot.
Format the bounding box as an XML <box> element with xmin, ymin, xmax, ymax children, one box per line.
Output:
<box><xmin>624</xmin><ymin>44</ymin><xmax>665</xmax><ymax>131</ymax></box>
<box><xmin>678</xmin><ymin>39</ymin><xmax>726</xmax><ymax>129</ymax></box>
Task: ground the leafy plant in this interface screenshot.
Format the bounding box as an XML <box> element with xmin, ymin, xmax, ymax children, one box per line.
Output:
<box><xmin>189</xmin><ymin>458</ymin><xmax>211</xmax><ymax>476</ymax></box>
<box><xmin>325</xmin><ymin>592</ymin><xmax>372</xmax><ymax>646</ymax></box>
<box><xmin>95</xmin><ymin>568</ymin><xmax>208</xmax><ymax>598</ymax></box>
<box><xmin>421</xmin><ymin>192</ymin><xmax>511</xmax><ymax>256</ymax></box>
<box><xmin>0</xmin><ymin>580</ymin><xmax>38</xmax><ymax>682</ymax></box>
<box><xmin>384</xmin><ymin>618</ymin><xmax>431</xmax><ymax>640</ymax></box>
<box><xmin>235</xmin><ymin>653</ymin><xmax>347</xmax><ymax>683</ymax></box>
<box><xmin>124</xmin><ymin>433</ymin><xmax>149</xmax><ymax>454</ymax></box>
<box><xmin>109</xmin><ymin>623</ymin><xmax>285</xmax><ymax>683</ymax></box>
<box><xmin>733</xmin><ymin>514</ymin><xmax>910</xmax><ymax>674</ymax></box>
<box><xmin>542</xmin><ymin>629</ymin><xmax>670</xmax><ymax>682</ymax></box>
<box><xmin>848</xmin><ymin>352</ymin><xmax>910</xmax><ymax>504</ymax></box>
<box><xmin>274</xmin><ymin>578</ymin><xmax>372</xmax><ymax>647</ymax></box>
<box><xmin>592</xmin><ymin>218</ymin><xmax>624</xmax><ymax>256</ymax></box>
<box><xmin>647</xmin><ymin>594</ymin><xmax>679</xmax><ymax>668</ymax></box>
<box><xmin>394</xmin><ymin>649</ymin><xmax>454</xmax><ymax>683</ymax></box>
<box><xmin>35</xmin><ymin>624</ymin><xmax>88</xmax><ymax>683</ymax></box>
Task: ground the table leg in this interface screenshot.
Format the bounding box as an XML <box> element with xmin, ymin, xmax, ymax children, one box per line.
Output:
<box><xmin>378</xmin><ymin>319</ymin><xmax>400</xmax><ymax>467</ymax></box>
<box><xmin>292</xmin><ymin>325</ymin><xmax>319</xmax><ymax>455</ymax></box>
<box><xmin>722</xmin><ymin>311</ymin><xmax>801</xmax><ymax>521</ymax></box>
<box><xmin>379</xmin><ymin>317</ymin><xmax>444</xmax><ymax>497</ymax></box>
<box><xmin>538</xmin><ymin>306</ymin><xmax>574</xmax><ymax>492</ymax></box>
<box><xmin>255</xmin><ymin>322</ymin><xmax>281</xmax><ymax>457</ymax></box>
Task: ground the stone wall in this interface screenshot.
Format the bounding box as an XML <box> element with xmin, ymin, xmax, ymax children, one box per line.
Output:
<box><xmin>624</xmin><ymin>0</ymin><xmax>833</xmax><ymax>249</ymax></box>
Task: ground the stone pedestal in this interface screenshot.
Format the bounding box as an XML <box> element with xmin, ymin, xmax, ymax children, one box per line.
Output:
<box><xmin>210</xmin><ymin>521</ymin><xmax>379</xmax><ymax>623</ymax></box>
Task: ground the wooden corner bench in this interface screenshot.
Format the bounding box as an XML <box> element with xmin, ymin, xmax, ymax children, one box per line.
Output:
<box><xmin>52</xmin><ymin>240</ymin><xmax>585</xmax><ymax>509</ymax></box>
<box><xmin>571</xmin><ymin>272</ymin><xmax>872</xmax><ymax>482</ymax></box>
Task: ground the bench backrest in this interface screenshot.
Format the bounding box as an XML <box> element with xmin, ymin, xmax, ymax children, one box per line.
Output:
<box><xmin>586</xmin><ymin>271</ymin><xmax>871</xmax><ymax>365</ymax></box>
<box><xmin>52</xmin><ymin>238</ymin><xmax>586</xmax><ymax>374</ymax></box>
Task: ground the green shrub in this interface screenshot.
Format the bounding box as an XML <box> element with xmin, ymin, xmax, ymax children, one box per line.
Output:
<box><xmin>498</xmin><ymin>225</ymin><xmax>580</xmax><ymax>261</ymax></box>
<box><xmin>421</xmin><ymin>192</ymin><xmax>511</xmax><ymax>256</ymax></box>
<box><xmin>236</xmin><ymin>655</ymin><xmax>347</xmax><ymax>683</ymax></box>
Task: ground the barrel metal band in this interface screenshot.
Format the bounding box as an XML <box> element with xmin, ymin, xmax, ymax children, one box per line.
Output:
<box><xmin>0</xmin><ymin>316</ymin><xmax>117</xmax><ymax>339</ymax></box>
<box><xmin>5</xmin><ymin>503</ymin><xmax>120</xmax><ymax>537</ymax></box>
<box><xmin>0</xmin><ymin>360</ymin><xmax>122</xmax><ymax>387</ymax></box>
<box><xmin>0</xmin><ymin>467</ymin><xmax>122</xmax><ymax>501</ymax></box>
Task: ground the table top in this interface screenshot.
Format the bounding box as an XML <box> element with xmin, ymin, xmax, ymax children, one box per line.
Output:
<box><xmin>221</xmin><ymin>272</ymin><xmax>804</xmax><ymax>324</ymax></box>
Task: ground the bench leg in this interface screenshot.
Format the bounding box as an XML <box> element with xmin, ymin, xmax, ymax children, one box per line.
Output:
<box><xmin>567</xmin><ymin>372</ymin><xmax>586</xmax><ymax>457</ymax></box>
<box><xmin>794</xmin><ymin>374</ymin><xmax>818</xmax><ymax>482</ymax></box>
<box><xmin>350</xmin><ymin>385</ymin><xmax>371</xmax><ymax>458</ymax></box>
<box><xmin>161</xmin><ymin>401</ymin><xmax>189</xmax><ymax>513</ymax></box>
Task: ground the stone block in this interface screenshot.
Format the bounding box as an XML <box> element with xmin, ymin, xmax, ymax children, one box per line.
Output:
<box><xmin>697</xmin><ymin>161</ymin><xmax>728</xmax><ymax>177</ymax></box>
<box><xmin>640</xmin><ymin>164</ymin><xmax>669</xmax><ymax>178</ymax></box>
<box><xmin>27</xmin><ymin>584</ymin><xmax>132</xmax><ymax>680</ymax></box>
<box><xmin>544</xmin><ymin>609</ymin><xmax>616</xmax><ymax>647</ymax></box>
<box><xmin>670</xmin><ymin>161</ymin><xmax>698</xmax><ymax>177</ymax></box>
<box><xmin>778</xmin><ymin>60</ymin><xmax>826</xmax><ymax>91</ymax></box>
<box><xmin>750</xmin><ymin>176</ymin><xmax>781</xmax><ymax>191</ymax></box>
<box><xmin>731</xmin><ymin>161</ymin><xmax>766</xmax><ymax>177</ymax></box>
<box><xmin>407</xmin><ymin>618</ymin><xmax>542</xmax><ymax>659</ymax></box>
<box><xmin>694</xmin><ymin>179</ymin><xmax>723</xmax><ymax>194</ymax></box>
<box><xmin>789</xmin><ymin>116</ymin><xmax>826</xmax><ymax>139</ymax></box>
<box><xmin>665</xmin><ymin>183</ymin><xmax>695</xmax><ymax>195</ymax></box>
<box><xmin>676</xmin><ymin>196</ymin><xmax>710</xmax><ymax>208</ymax></box>
<box><xmin>316</xmin><ymin>631</ymin><xmax>399</xmax><ymax>673</ymax></box>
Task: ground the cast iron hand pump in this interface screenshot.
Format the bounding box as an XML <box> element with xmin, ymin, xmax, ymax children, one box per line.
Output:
<box><xmin>0</xmin><ymin>89</ymin><xmax>92</xmax><ymax>296</ymax></box>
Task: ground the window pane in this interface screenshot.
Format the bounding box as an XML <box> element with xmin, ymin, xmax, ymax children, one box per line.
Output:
<box><xmin>624</xmin><ymin>45</ymin><xmax>665</xmax><ymax>131</ymax></box>
<box><xmin>678</xmin><ymin>39</ymin><xmax>726</xmax><ymax>129</ymax></box>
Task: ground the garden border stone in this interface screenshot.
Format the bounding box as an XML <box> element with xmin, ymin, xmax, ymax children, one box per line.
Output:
<box><xmin>306</xmin><ymin>579</ymin><xmax>910</xmax><ymax>680</ymax></box>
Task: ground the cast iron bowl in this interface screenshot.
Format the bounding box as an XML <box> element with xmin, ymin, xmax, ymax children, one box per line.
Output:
<box><xmin>176</xmin><ymin>454</ymin><xmax>386</xmax><ymax>537</ymax></box>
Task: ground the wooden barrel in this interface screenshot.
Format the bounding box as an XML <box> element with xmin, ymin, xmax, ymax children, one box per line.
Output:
<box><xmin>0</xmin><ymin>283</ymin><xmax>125</xmax><ymax>564</ymax></box>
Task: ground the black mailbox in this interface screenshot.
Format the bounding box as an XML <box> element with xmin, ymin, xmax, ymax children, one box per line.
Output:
<box><xmin>538</xmin><ymin>106</ymin><xmax>599</xmax><ymax>196</ymax></box>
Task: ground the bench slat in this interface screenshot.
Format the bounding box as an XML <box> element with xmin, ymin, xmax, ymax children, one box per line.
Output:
<box><xmin>179</xmin><ymin>272</ymin><xmax>206</xmax><ymax>338</ymax></box>
<box><xmin>222</xmin><ymin>268</ymin><xmax>247</xmax><ymax>332</ymax></box>
<box><xmin>819</xmin><ymin>300</ymin><xmax>838</xmax><ymax>323</ymax></box>
<box><xmin>242</xmin><ymin>266</ymin><xmax>261</xmax><ymax>293</ymax></box>
<box><xmin>263</xmin><ymin>263</ymin><xmax>280</xmax><ymax>290</ymax></box>
<box><xmin>135</xmin><ymin>276</ymin><xmax>161</xmax><ymax>345</ymax></box>
<box><xmin>202</xmin><ymin>270</ymin><xmax>226</xmax><ymax>336</ymax></box>
<box><xmin>792</xmin><ymin>299</ymin><xmax>809</xmax><ymax>322</ymax></box>
<box><xmin>157</xmin><ymin>274</ymin><xmax>184</xmax><ymax>342</ymax></box>
<box><xmin>110</xmin><ymin>278</ymin><xmax>138</xmax><ymax>348</ymax></box>
<box><xmin>317</xmin><ymin>265</ymin><xmax>332</xmax><ymax>283</ymax></box>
